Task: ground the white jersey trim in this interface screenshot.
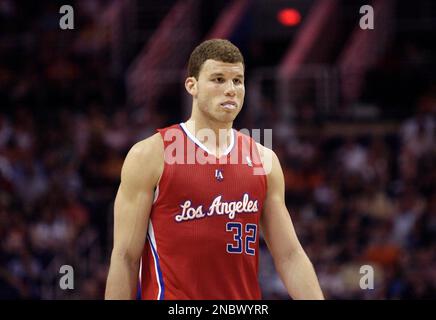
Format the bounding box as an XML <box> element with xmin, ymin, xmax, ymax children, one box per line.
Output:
<box><xmin>147</xmin><ymin>221</ymin><xmax>163</xmax><ymax>300</ymax></box>
<box><xmin>180</xmin><ymin>122</ymin><xmax>235</xmax><ymax>157</ymax></box>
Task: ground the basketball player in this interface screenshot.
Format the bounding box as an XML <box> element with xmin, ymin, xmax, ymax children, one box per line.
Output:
<box><xmin>105</xmin><ymin>39</ymin><xmax>324</xmax><ymax>300</ymax></box>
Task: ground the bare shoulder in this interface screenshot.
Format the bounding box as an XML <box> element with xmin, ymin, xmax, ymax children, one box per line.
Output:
<box><xmin>253</xmin><ymin>143</ymin><xmax>285</xmax><ymax>196</ymax></box>
<box><xmin>255</xmin><ymin>142</ymin><xmax>274</xmax><ymax>159</ymax></box>
<box><xmin>255</xmin><ymin>142</ymin><xmax>280</xmax><ymax>168</ymax></box>
<box><xmin>128</xmin><ymin>132</ymin><xmax>163</xmax><ymax>158</ymax></box>
<box><xmin>121</xmin><ymin>133</ymin><xmax>164</xmax><ymax>190</ymax></box>
<box><xmin>236</xmin><ymin>131</ymin><xmax>281</xmax><ymax>176</ymax></box>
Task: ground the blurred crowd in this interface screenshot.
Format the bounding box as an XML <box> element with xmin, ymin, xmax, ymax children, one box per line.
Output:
<box><xmin>1</xmin><ymin>88</ymin><xmax>434</xmax><ymax>300</ymax></box>
<box><xmin>259</xmin><ymin>94</ymin><xmax>436</xmax><ymax>299</ymax></box>
<box><xmin>0</xmin><ymin>0</ymin><xmax>149</xmax><ymax>299</ymax></box>
<box><xmin>1</xmin><ymin>0</ymin><xmax>435</xmax><ymax>299</ymax></box>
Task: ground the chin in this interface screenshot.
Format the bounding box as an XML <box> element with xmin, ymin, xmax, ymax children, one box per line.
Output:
<box><xmin>202</xmin><ymin>107</ymin><xmax>239</xmax><ymax>124</ymax></box>
<box><xmin>218</xmin><ymin>108</ymin><xmax>239</xmax><ymax>118</ymax></box>
<box><xmin>218</xmin><ymin>114</ymin><xmax>238</xmax><ymax>124</ymax></box>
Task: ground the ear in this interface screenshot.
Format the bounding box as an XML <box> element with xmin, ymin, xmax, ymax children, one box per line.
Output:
<box><xmin>185</xmin><ymin>77</ymin><xmax>197</xmax><ymax>96</ymax></box>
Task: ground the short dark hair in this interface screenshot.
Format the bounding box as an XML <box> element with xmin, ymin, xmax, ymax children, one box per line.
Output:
<box><xmin>187</xmin><ymin>39</ymin><xmax>244</xmax><ymax>79</ymax></box>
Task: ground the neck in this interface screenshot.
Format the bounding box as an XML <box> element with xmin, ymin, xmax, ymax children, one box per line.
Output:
<box><xmin>185</xmin><ymin>107</ymin><xmax>233</xmax><ymax>156</ymax></box>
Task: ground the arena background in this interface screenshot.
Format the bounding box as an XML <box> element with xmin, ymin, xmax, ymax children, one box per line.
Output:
<box><xmin>0</xmin><ymin>0</ymin><xmax>435</xmax><ymax>299</ymax></box>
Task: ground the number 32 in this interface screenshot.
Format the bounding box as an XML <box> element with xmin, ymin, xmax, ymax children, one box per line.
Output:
<box><xmin>226</xmin><ymin>222</ymin><xmax>257</xmax><ymax>255</ymax></box>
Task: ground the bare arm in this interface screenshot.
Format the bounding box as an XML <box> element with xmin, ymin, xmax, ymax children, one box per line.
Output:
<box><xmin>105</xmin><ymin>133</ymin><xmax>163</xmax><ymax>299</ymax></box>
<box><xmin>259</xmin><ymin>144</ymin><xmax>324</xmax><ymax>300</ymax></box>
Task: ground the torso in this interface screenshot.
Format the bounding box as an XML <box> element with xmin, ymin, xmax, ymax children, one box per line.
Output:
<box><xmin>140</xmin><ymin>123</ymin><xmax>267</xmax><ymax>300</ymax></box>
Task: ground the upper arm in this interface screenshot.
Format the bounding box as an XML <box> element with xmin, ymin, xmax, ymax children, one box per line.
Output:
<box><xmin>258</xmin><ymin>145</ymin><xmax>303</xmax><ymax>264</ymax></box>
<box><xmin>112</xmin><ymin>133</ymin><xmax>164</xmax><ymax>263</ymax></box>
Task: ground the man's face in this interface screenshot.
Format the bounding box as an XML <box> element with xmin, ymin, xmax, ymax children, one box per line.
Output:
<box><xmin>191</xmin><ymin>59</ymin><xmax>245</xmax><ymax>124</ymax></box>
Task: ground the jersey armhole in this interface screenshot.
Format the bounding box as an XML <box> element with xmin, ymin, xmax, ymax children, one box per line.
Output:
<box><xmin>152</xmin><ymin>129</ymin><xmax>168</xmax><ymax>206</ymax></box>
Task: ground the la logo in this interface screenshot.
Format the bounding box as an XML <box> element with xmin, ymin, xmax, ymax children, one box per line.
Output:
<box><xmin>215</xmin><ymin>169</ymin><xmax>224</xmax><ymax>181</ymax></box>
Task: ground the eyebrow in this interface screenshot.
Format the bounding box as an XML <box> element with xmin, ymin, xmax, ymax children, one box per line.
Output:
<box><xmin>209</xmin><ymin>73</ymin><xmax>244</xmax><ymax>79</ymax></box>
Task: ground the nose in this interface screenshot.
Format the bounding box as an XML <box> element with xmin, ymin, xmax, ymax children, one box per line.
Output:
<box><xmin>224</xmin><ymin>80</ymin><xmax>236</xmax><ymax>97</ymax></box>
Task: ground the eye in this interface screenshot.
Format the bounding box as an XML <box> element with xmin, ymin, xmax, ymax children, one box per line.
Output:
<box><xmin>233</xmin><ymin>78</ymin><xmax>243</xmax><ymax>85</ymax></box>
<box><xmin>212</xmin><ymin>77</ymin><xmax>225</xmax><ymax>83</ymax></box>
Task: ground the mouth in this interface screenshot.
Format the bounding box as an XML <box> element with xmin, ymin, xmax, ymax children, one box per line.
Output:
<box><xmin>220</xmin><ymin>101</ymin><xmax>237</xmax><ymax>110</ymax></box>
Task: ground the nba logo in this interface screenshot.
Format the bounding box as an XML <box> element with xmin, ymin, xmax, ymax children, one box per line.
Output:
<box><xmin>246</xmin><ymin>156</ymin><xmax>253</xmax><ymax>167</ymax></box>
<box><xmin>215</xmin><ymin>169</ymin><xmax>224</xmax><ymax>181</ymax></box>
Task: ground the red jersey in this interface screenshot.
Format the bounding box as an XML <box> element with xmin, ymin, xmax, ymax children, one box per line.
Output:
<box><xmin>140</xmin><ymin>123</ymin><xmax>267</xmax><ymax>300</ymax></box>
